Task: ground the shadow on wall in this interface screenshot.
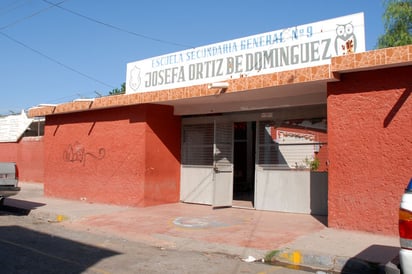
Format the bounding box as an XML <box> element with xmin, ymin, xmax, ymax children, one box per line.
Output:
<box><xmin>143</xmin><ymin>105</ymin><xmax>181</xmax><ymax>162</ymax></box>
<box><xmin>46</xmin><ymin>104</ymin><xmax>181</xmax><ymax>162</ymax></box>
<box><xmin>341</xmin><ymin>244</ymin><xmax>400</xmax><ymax>273</ymax></box>
<box><xmin>0</xmin><ymin>225</ymin><xmax>120</xmax><ymax>274</ymax></box>
<box><xmin>384</xmin><ymin>88</ymin><xmax>410</xmax><ymax>128</ymax></box>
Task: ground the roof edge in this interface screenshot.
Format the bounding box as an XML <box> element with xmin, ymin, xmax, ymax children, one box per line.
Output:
<box><xmin>331</xmin><ymin>45</ymin><xmax>412</xmax><ymax>74</ymax></box>
<box><xmin>28</xmin><ymin>45</ymin><xmax>412</xmax><ymax>118</ymax></box>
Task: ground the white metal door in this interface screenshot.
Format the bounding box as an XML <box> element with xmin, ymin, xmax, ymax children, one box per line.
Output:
<box><xmin>180</xmin><ymin>123</ymin><xmax>214</xmax><ymax>204</ymax></box>
<box><xmin>213</xmin><ymin>121</ymin><xmax>234</xmax><ymax>208</ymax></box>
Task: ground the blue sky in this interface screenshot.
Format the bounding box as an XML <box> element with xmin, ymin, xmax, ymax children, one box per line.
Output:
<box><xmin>0</xmin><ymin>0</ymin><xmax>385</xmax><ymax>115</ymax></box>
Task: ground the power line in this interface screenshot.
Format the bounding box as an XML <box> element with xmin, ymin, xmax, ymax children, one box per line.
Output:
<box><xmin>0</xmin><ymin>0</ymin><xmax>192</xmax><ymax>92</ymax></box>
<box><xmin>42</xmin><ymin>0</ymin><xmax>194</xmax><ymax>49</ymax></box>
<box><xmin>0</xmin><ymin>0</ymin><xmax>68</xmax><ymax>30</ymax></box>
<box><xmin>0</xmin><ymin>0</ymin><xmax>195</xmax><ymax>108</ymax></box>
<box><xmin>0</xmin><ymin>31</ymin><xmax>115</xmax><ymax>89</ymax></box>
<box><xmin>0</xmin><ymin>0</ymin><xmax>30</xmax><ymax>16</ymax></box>
<box><xmin>0</xmin><ymin>0</ymin><xmax>115</xmax><ymax>92</ymax></box>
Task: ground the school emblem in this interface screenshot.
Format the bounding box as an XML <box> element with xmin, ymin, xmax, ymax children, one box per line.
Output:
<box><xmin>129</xmin><ymin>65</ymin><xmax>141</xmax><ymax>91</ymax></box>
<box><xmin>335</xmin><ymin>22</ymin><xmax>357</xmax><ymax>55</ymax></box>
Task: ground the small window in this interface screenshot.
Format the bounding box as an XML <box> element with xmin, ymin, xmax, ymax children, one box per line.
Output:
<box><xmin>23</xmin><ymin>118</ymin><xmax>45</xmax><ymax>137</ymax></box>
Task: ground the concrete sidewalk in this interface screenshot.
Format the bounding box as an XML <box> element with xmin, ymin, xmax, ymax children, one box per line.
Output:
<box><xmin>3</xmin><ymin>183</ymin><xmax>401</xmax><ymax>273</ymax></box>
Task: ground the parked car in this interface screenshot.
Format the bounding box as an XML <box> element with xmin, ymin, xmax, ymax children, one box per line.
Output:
<box><xmin>400</xmin><ymin>178</ymin><xmax>412</xmax><ymax>274</ymax></box>
<box><xmin>0</xmin><ymin>162</ymin><xmax>20</xmax><ymax>205</ymax></box>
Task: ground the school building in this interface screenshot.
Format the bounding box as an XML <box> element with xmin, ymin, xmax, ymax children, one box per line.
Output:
<box><xmin>1</xmin><ymin>13</ymin><xmax>411</xmax><ymax>236</ymax></box>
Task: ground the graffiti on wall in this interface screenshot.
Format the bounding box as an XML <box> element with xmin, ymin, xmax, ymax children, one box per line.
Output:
<box><xmin>63</xmin><ymin>141</ymin><xmax>105</xmax><ymax>166</ymax></box>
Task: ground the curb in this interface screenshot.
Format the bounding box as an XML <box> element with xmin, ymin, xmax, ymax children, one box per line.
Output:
<box><xmin>7</xmin><ymin>195</ymin><xmax>402</xmax><ymax>274</ymax></box>
<box><xmin>273</xmin><ymin>249</ymin><xmax>401</xmax><ymax>273</ymax></box>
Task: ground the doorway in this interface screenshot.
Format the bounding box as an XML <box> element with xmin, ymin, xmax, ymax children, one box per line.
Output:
<box><xmin>180</xmin><ymin>118</ymin><xmax>256</xmax><ymax>208</ymax></box>
<box><xmin>233</xmin><ymin>122</ymin><xmax>256</xmax><ymax>208</ymax></box>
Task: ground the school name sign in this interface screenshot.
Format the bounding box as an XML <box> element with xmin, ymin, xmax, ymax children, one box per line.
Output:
<box><xmin>126</xmin><ymin>13</ymin><xmax>364</xmax><ymax>94</ymax></box>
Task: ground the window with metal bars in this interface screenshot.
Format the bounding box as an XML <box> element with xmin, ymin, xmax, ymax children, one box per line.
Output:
<box><xmin>181</xmin><ymin>124</ymin><xmax>214</xmax><ymax>166</ymax></box>
<box><xmin>257</xmin><ymin>121</ymin><xmax>288</xmax><ymax>167</ymax></box>
<box><xmin>257</xmin><ymin>120</ymin><xmax>327</xmax><ymax>170</ymax></box>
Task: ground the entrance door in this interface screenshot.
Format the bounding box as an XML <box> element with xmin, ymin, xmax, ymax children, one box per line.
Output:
<box><xmin>233</xmin><ymin>122</ymin><xmax>256</xmax><ymax>208</ymax></box>
<box><xmin>212</xmin><ymin>121</ymin><xmax>233</xmax><ymax>208</ymax></box>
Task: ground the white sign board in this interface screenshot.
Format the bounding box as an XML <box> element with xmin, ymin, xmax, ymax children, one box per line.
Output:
<box><xmin>126</xmin><ymin>13</ymin><xmax>365</xmax><ymax>94</ymax></box>
<box><xmin>0</xmin><ymin>111</ymin><xmax>33</xmax><ymax>142</ymax></box>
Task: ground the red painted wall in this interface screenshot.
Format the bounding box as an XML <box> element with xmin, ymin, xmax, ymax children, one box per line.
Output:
<box><xmin>18</xmin><ymin>137</ymin><xmax>44</xmax><ymax>182</ymax></box>
<box><xmin>44</xmin><ymin>104</ymin><xmax>181</xmax><ymax>207</ymax></box>
<box><xmin>0</xmin><ymin>137</ymin><xmax>44</xmax><ymax>183</ymax></box>
<box><xmin>0</xmin><ymin>142</ymin><xmax>18</xmax><ymax>162</ymax></box>
<box><xmin>144</xmin><ymin>106</ymin><xmax>181</xmax><ymax>205</ymax></box>
<box><xmin>327</xmin><ymin>66</ymin><xmax>412</xmax><ymax>235</ymax></box>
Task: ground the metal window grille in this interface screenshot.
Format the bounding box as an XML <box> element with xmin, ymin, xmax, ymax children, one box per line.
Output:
<box><xmin>182</xmin><ymin>124</ymin><xmax>214</xmax><ymax>166</ymax></box>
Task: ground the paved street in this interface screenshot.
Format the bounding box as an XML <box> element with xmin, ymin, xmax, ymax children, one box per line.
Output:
<box><xmin>0</xmin><ymin>183</ymin><xmax>402</xmax><ymax>273</ymax></box>
<box><xmin>0</xmin><ymin>204</ymin><xmax>321</xmax><ymax>274</ymax></box>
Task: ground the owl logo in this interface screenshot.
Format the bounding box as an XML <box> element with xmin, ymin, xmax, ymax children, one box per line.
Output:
<box><xmin>129</xmin><ymin>65</ymin><xmax>141</xmax><ymax>91</ymax></box>
<box><xmin>335</xmin><ymin>22</ymin><xmax>356</xmax><ymax>56</ymax></box>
